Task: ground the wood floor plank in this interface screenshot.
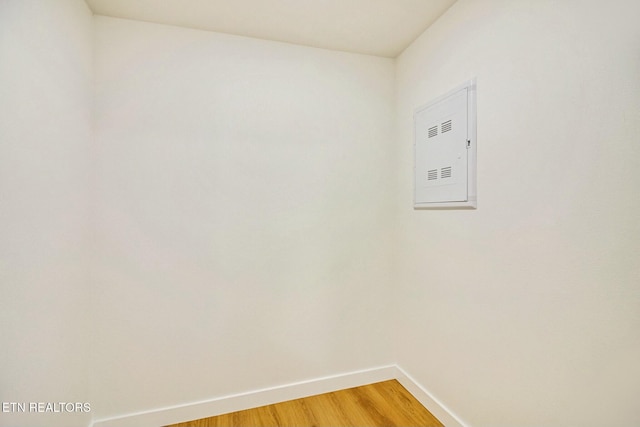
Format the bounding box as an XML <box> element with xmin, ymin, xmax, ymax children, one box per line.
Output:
<box><xmin>166</xmin><ymin>380</ymin><xmax>444</xmax><ymax>427</ymax></box>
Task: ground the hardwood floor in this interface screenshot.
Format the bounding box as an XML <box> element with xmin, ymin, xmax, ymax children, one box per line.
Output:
<box><xmin>166</xmin><ymin>380</ymin><xmax>443</xmax><ymax>427</ymax></box>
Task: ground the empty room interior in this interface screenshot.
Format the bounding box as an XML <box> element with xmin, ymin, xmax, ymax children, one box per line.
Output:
<box><xmin>2</xmin><ymin>0</ymin><xmax>640</xmax><ymax>426</ymax></box>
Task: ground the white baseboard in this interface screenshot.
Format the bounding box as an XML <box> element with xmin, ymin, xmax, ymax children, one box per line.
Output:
<box><xmin>90</xmin><ymin>365</ymin><xmax>396</xmax><ymax>427</ymax></box>
<box><xmin>90</xmin><ymin>364</ymin><xmax>469</xmax><ymax>427</ymax></box>
<box><xmin>394</xmin><ymin>365</ymin><xmax>471</xmax><ymax>427</ymax></box>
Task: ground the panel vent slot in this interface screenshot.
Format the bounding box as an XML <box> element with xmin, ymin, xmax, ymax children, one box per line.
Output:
<box><xmin>428</xmin><ymin>126</ymin><xmax>438</xmax><ymax>138</ymax></box>
<box><xmin>427</xmin><ymin>169</ymin><xmax>438</xmax><ymax>181</ymax></box>
<box><xmin>441</xmin><ymin>166</ymin><xmax>452</xmax><ymax>179</ymax></box>
<box><xmin>441</xmin><ymin>120</ymin><xmax>452</xmax><ymax>133</ymax></box>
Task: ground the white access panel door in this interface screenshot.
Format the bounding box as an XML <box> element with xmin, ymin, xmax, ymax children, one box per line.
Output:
<box><xmin>414</xmin><ymin>80</ymin><xmax>476</xmax><ymax>208</ymax></box>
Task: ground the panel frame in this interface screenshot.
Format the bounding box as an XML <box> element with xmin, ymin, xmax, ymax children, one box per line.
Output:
<box><xmin>413</xmin><ymin>78</ymin><xmax>477</xmax><ymax>209</ymax></box>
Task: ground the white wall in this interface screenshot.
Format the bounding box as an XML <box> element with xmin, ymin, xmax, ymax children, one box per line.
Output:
<box><xmin>395</xmin><ymin>1</ymin><xmax>640</xmax><ymax>426</ymax></box>
<box><xmin>5</xmin><ymin>2</ymin><xmax>640</xmax><ymax>426</ymax></box>
<box><xmin>0</xmin><ymin>1</ymin><xmax>93</xmax><ymax>426</ymax></box>
<box><xmin>91</xmin><ymin>16</ymin><xmax>396</xmax><ymax>419</ymax></box>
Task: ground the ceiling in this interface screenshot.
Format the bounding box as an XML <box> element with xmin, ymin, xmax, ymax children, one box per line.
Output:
<box><xmin>84</xmin><ymin>0</ymin><xmax>457</xmax><ymax>58</ymax></box>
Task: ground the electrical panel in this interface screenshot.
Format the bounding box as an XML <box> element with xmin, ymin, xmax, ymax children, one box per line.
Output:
<box><xmin>414</xmin><ymin>79</ymin><xmax>477</xmax><ymax>209</ymax></box>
